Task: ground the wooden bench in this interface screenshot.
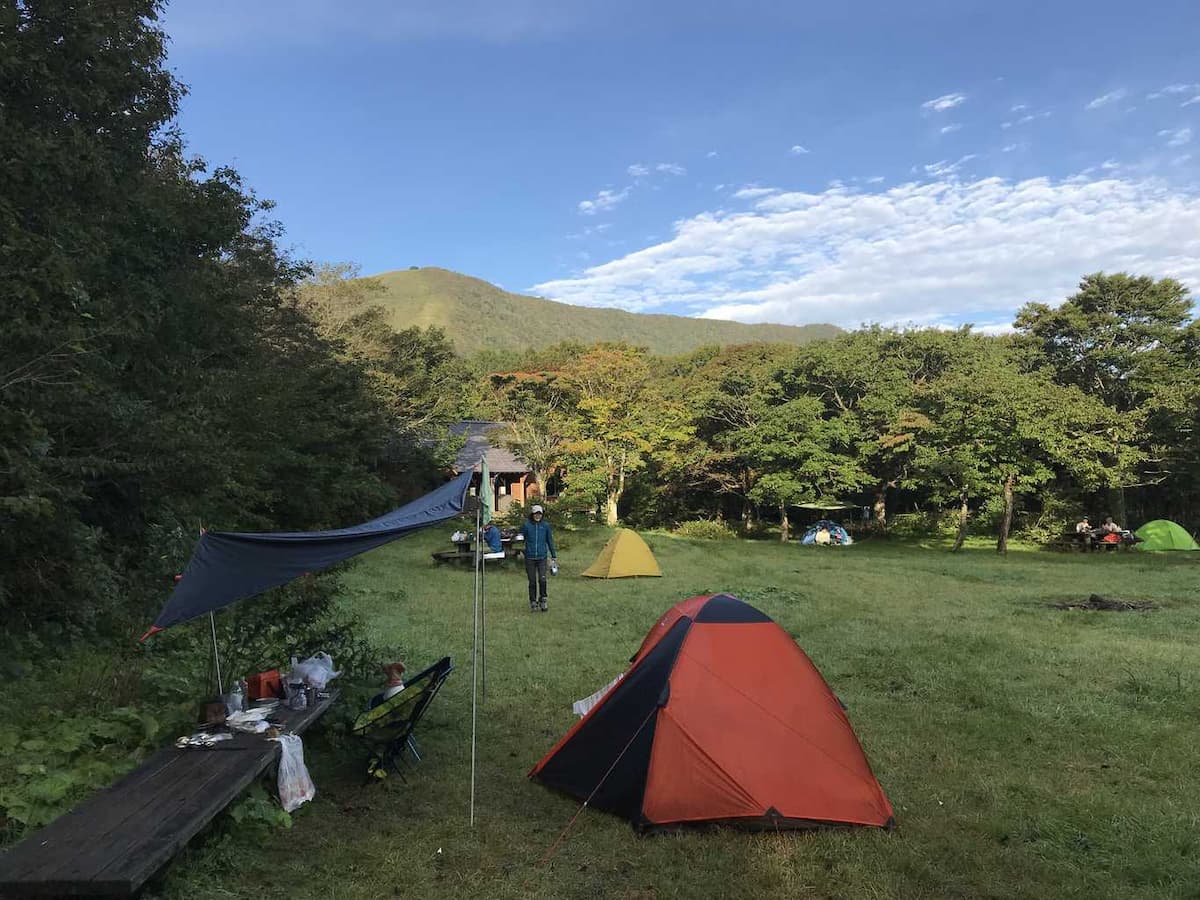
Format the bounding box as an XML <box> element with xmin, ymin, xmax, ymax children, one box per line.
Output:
<box><xmin>0</xmin><ymin>692</ymin><xmax>338</xmax><ymax>898</ymax></box>
<box><xmin>431</xmin><ymin>549</ymin><xmax>474</xmax><ymax>564</ymax></box>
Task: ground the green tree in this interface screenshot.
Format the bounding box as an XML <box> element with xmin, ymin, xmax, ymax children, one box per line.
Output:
<box><xmin>483</xmin><ymin>370</ymin><xmax>569</xmax><ymax>494</ymax></box>
<box><xmin>1015</xmin><ymin>273</ymin><xmax>1191</xmax><ymax>411</ymax></box>
<box><xmin>0</xmin><ymin>2</ymin><xmax>394</xmax><ymax>632</ymax></box>
<box><xmin>557</xmin><ymin>346</ymin><xmax>692</xmax><ymax>525</ymax></box>
<box><xmin>1015</xmin><ymin>273</ymin><xmax>1192</xmax><ymax>524</ymax></box>
<box><xmin>682</xmin><ymin>344</ymin><xmax>802</xmax><ymax>529</ymax></box>
<box><xmin>744</xmin><ymin>394</ymin><xmax>865</xmax><ymax>541</ymax></box>
<box><xmin>790</xmin><ymin>328</ymin><xmax>966</xmax><ymax>530</ymax></box>
<box><xmin>910</xmin><ymin>338</ymin><xmax>1135</xmax><ymax>552</ymax></box>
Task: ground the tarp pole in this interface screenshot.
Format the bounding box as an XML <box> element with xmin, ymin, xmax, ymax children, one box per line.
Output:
<box><xmin>209</xmin><ymin>611</ymin><xmax>223</xmax><ymax>698</ymax></box>
<box><xmin>481</xmin><ymin>553</ymin><xmax>487</xmax><ymax>700</ymax></box>
<box><xmin>470</xmin><ymin>499</ymin><xmax>481</xmax><ymax>826</ymax></box>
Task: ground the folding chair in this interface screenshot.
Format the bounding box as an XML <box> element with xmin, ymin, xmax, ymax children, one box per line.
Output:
<box><xmin>352</xmin><ymin>656</ymin><xmax>454</xmax><ymax>780</ymax></box>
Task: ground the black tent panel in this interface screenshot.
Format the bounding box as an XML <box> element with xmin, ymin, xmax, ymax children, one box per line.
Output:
<box><xmin>532</xmin><ymin>617</ymin><xmax>692</xmax><ymax>818</ymax></box>
<box><xmin>694</xmin><ymin>593</ymin><xmax>773</xmax><ymax>624</ymax></box>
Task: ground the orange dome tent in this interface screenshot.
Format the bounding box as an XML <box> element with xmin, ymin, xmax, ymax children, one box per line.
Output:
<box><xmin>530</xmin><ymin>593</ymin><xmax>894</xmax><ymax>831</ymax></box>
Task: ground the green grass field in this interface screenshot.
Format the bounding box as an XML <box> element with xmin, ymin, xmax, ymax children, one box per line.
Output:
<box><xmin>142</xmin><ymin>529</ymin><xmax>1199</xmax><ymax>898</ymax></box>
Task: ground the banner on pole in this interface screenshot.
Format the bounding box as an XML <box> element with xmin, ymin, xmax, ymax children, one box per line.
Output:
<box><xmin>480</xmin><ymin>457</ymin><xmax>493</xmax><ymax>525</ymax></box>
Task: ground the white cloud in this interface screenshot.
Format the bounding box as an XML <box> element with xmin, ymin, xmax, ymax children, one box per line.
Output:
<box><xmin>1147</xmin><ymin>83</ymin><xmax>1198</xmax><ymax>100</ymax></box>
<box><xmin>922</xmin><ymin>154</ymin><xmax>978</xmax><ymax>177</ymax></box>
<box><xmin>733</xmin><ymin>186</ymin><xmax>778</xmax><ymax>199</ymax></box>
<box><xmin>627</xmin><ymin>163</ymin><xmax>649</xmax><ymax>177</ymax></box>
<box><xmin>1183</xmin><ymin>96</ymin><xmax>1200</xmax><ymax>108</ymax></box>
<box><xmin>789</xmin><ymin>144</ymin><xmax>810</xmax><ymax>155</ymax></box>
<box><xmin>865</xmin><ymin>176</ymin><xmax>885</xmax><ymax>184</ymax></box>
<box><xmin>1085</xmin><ymin>89</ymin><xmax>1128</xmax><ymax>110</ymax></box>
<box><xmin>577</xmin><ymin>187</ymin><xmax>630</xmax><ymax>215</ymax></box>
<box><xmin>1001</xmin><ymin>143</ymin><xmax>1023</xmax><ymax>153</ymax></box>
<box><xmin>1010</xmin><ymin>104</ymin><xmax>1028</xmax><ymax>112</ymax></box>
<box><xmin>656</xmin><ymin>162</ymin><xmax>686</xmax><ymax>175</ymax></box>
<box><xmin>921</xmin><ymin>92</ymin><xmax>966</xmax><ymax>112</ymax></box>
<box><xmin>533</xmin><ymin>176</ymin><xmax>1200</xmax><ymax>330</ymax></box>
<box><xmin>1002</xmin><ymin>110</ymin><xmax>1052</xmax><ymax>129</ymax></box>
<box><xmin>706</xmin><ymin>151</ymin><xmax>719</xmax><ymax>158</ymax></box>
<box><xmin>1159</xmin><ymin>127</ymin><xmax>1193</xmax><ymax>147</ymax></box>
<box><xmin>970</xmin><ymin>321</ymin><xmax>1017</xmax><ymax>336</ymax></box>
<box><xmin>940</xmin><ymin>124</ymin><xmax>963</xmax><ymax>134</ymax></box>
<box><xmin>1101</xmin><ymin>159</ymin><xmax>1120</xmax><ymax>170</ymax></box>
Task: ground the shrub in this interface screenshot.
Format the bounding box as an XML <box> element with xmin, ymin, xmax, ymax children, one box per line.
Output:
<box><xmin>141</xmin><ymin>569</ymin><xmax>379</xmax><ymax>704</ymax></box>
<box><xmin>673</xmin><ymin>519</ymin><xmax>737</xmax><ymax>540</ymax></box>
<box><xmin>886</xmin><ymin>510</ymin><xmax>955</xmax><ymax>538</ymax></box>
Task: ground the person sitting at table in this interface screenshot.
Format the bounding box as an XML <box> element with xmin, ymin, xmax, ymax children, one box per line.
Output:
<box><xmin>1075</xmin><ymin>515</ymin><xmax>1091</xmax><ymax>534</ymax></box>
<box><xmin>481</xmin><ymin>522</ymin><xmax>503</xmax><ymax>553</ymax></box>
<box><xmin>1100</xmin><ymin>516</ymin><xmax>1121</xmax><ymax>534</ymax></box>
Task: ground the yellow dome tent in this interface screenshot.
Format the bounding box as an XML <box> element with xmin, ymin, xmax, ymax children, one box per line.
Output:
<box><xmin>582</xmin><ymin>529</ymin><xmax>662</xmax><ymax>578</ymax></box>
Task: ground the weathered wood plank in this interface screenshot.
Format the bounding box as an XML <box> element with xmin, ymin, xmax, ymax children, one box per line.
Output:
<box><xmin>27</xmin><ymin>741</ymin><xmax>267</xmax><ymax>895</ymax></box>
<box><xmin>0</xmin><ymin>692</ymin><xmax>337</xmax><ymax>898</ymax></box>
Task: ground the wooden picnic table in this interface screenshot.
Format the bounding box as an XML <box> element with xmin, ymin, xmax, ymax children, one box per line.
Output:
<box><xmin>0</xmin><ymin>691</ymin><xmax>339</xmax><ymax>898</ymax></box>
<box><xmin>432</xmin><ymin>535</ymin><xmax>523</xmax><ymax>565</ymax></box>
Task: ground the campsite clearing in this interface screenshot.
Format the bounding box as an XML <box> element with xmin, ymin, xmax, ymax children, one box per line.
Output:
<box><xmin>12</xmin><ymin>529</ymin><xmax>1200</xmax><ymax>900</ymax></box>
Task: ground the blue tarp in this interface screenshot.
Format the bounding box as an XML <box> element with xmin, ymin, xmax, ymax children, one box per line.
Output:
<box><xmin>145</xmin><ymin>471</ymin><xmax>473</xmax><ymax>635</ymax></box>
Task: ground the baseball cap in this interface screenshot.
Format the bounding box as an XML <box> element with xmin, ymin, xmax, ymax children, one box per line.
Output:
<box><xmin>531</xmin><ymin>505</ymin><xmax>544</xmax><ymax>514</ymax></box>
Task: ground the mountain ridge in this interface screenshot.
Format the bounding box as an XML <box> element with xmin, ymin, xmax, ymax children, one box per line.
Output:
<box><xmin>366</xmin><ymin>267</ymin><xmax>840</xmax><ymax>356</ymax></box>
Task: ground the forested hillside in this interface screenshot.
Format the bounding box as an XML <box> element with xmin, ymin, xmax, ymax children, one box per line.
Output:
<box><xmin>469</xmin><ymin>283</ymin><xmax>1200</xmax><ymax>551</ymax></box>
<box><xmin>366</xmin><ymin>266</ymin><xmax>842</xmax><ymax>355</ymax></box>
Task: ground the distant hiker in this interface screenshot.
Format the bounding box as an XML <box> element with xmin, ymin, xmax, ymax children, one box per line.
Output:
<box><xmin>519</xmin><ymin>504</ymin><xmax>558</xmax><ymax>612</ymax></box>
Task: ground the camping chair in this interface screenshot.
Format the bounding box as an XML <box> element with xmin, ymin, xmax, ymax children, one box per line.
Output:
<box><xmin>352</xmin><ymin>656</ymin><xmax>454</xmax><ymax>781</ymax></box>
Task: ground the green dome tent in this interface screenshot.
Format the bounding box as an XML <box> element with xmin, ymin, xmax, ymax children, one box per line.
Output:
<box><xmin>1134</xmin><ymin>519</ymin><xmax>1200</xmax><ymax>551</ymax></box>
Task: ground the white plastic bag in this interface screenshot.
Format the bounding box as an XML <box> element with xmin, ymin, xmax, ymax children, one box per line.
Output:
<box><xmin>572</xmin><ymin>674</ymin><xmax>623</xmax><ymax>717</ymax></box>
<box><xmin>273</xmin><ymin>734</ymin><xmax>316</xmax><ymax>812</ymax></box>
<box><xmin>292</xmin><ymin>652</ymin><xmax>340</xmax><ymax>690</ymax></box>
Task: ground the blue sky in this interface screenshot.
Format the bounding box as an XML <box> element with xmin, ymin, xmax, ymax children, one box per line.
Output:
<box><xmin>162</xmin><ymin>0</ymin><xmax>1200</xmax><ymax>331</ymax></box>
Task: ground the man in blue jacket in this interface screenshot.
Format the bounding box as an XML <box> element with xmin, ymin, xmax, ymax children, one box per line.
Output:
<box><xmin>519</xmin><ymin>504</ymin><xmax>557</xmax><ymax>612</ymax></box>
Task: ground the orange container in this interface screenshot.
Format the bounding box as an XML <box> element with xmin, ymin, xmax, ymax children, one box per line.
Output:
<box><xmin>246</xmin><ymin>669</ymin><xmax>283</xmax><ymax>700</ymax></box>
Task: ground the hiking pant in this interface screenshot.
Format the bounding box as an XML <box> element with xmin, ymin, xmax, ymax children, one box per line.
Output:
<box><xmin>525</xmin><ymin>557</ymin><xmax>548</xmax><ymax>606</ymax></box>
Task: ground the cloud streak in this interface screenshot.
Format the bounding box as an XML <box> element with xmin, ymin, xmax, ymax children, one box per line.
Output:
<box><xmin>921</xmin><ymin>92</ymin><xmax>966</xmax><ymax>112</ymax></box>
<box><xmin>1147</xmin><ymin>83</ymin><xmax>1198</xmax><ymax>100</ymax></box>
<box><xmin>534</xmin><ymin>176</ymin><xmax>1200</xmax><ymax>330</ymax></box>
<box><xmin>1001</xmin><ymin>110</ymin><xmax>1052</xmax><ymax>129</ymax></box>
<box><xmin>922</xmin><ymin>154</ymin><xmax>977</xmax><ymax>177</ymax></box>
<box><xmin>733</xmin><ymin>186</ymin><xmax>777</xmax><ymax>199</ymax></box>
<box><xmin>1085</xmin><ymin>89</ymin><xmax>1128</xmax><ymax>110</ymax></box>
<box><xmin>1159</xmin><ymin>127</ymin><xmax>1193</xmax><ymax>147</ymax></box>
<box><xmin>577</xmin><ymin>187</ymin><xmax>630</xmax><ymax>215</ymax></box>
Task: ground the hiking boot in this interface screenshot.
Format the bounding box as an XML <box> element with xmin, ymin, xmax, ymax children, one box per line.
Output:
<box><xmin>539</xmin><ymin>599</ymin><xmax>548</xmax><ymax>612</ymax></box>
<box><xmin>529</xmin><ymin>601</ymin><xmax>538</xmax><ymax>612</ymax></box>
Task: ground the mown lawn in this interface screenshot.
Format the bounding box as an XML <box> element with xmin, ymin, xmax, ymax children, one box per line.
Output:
<box><xmin>137</xmin><ymin>528</ymin><xmax>1200</xmax><ymax>898</ymax></box>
